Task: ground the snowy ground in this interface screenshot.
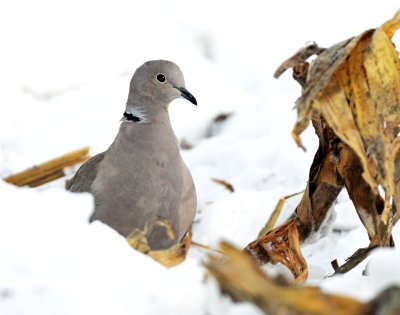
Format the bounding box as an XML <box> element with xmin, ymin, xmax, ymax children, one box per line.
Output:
<box><xmin>1</xmin><ymin>1</ymin><xmax>400</xmax><ymax>314</ymax></box>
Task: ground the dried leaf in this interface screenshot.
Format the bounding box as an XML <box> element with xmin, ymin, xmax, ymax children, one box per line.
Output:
<box><xmin>127</xmin><ymin>220</ymin><xmax>192</xmax><ymax>267</ymax></box>
<box><xmin>147</xmin><ymin>231</ymin><xmax>192</xmax><ymax>268</ymax></box>
<box><xmin>245</xmin><ymin>219</ymin><xmax>308</xmax><ymax>284</ymax></box>
<box><xmin>313</xmin><ymin>74</ymin><xmax>376</xmax><ymax>189</ymax></box>
<box><xmin>381</xmin><ymin>10</ymin><xmax>400</xmax><ymax>38</ymax></box>
<box><xmin>274</xmin><ymin>42</ymin><xmax>325</xmax><ymax>79</ymax></box>
<box><xmin>290</xmin><ymin>34</ymin><xmax>367</xmax><ymax>149</ymax></box>
<box><xmin>295</xmin><ymin>10</ymin><xmax>400</xmax><ymax>197</ymax></box>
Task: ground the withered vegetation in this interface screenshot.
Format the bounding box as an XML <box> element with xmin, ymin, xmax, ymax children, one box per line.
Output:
<box><xmin>206</xmin><ymin>242</ymin><xmax>400</xmax><ymax>315</ymax></box>
<box><xmin>4</xmin><ymin>10</ymin><xmax>400</xmax><ymax>314</ymax></box>
<box><xmin>3</xmin><ymin>147</ymin><xmax>90</xmax><ymax>187</ymax></box>
<box><xmin>245</xmin><ymin>10</ymin><xmax>400</xmax><ymax>283</ymax></box>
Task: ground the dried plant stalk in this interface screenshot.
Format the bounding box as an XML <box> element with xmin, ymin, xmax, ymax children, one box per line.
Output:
<box><xmin>207</xmin><ymin>242</ymin><xmax>370</xmax><ymax>315</ymax></box>
<box><xmin>331</xmin><ymin>247</ymin><xmax>377</xmax><ymax>276</ymax></box>
<box><xmin>3</xmin><ymin>147</ymin><xmax>90</xmax><ymax>187</ymax></box>
<box><xmin>211</xmin><ymin>178</ymin><xmax>235</xmax><ymax>193</ymax></box>
<box><xmin>258</xmin><ymin>190</ymin><xmax>304</xmax><ymax>237</ymax></box>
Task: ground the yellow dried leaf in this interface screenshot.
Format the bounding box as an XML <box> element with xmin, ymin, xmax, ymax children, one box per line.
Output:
<box><xmin>291</xmin><ymin>34</ymin><xmax>369</xmax><ymax>149</ymax></box>
<box><xmin>350</xmin><ymin>28</ymin><xmax>400</xmax><ymax>194</ymax></box>
<box><xmin>381</xmin><ymin>10</ymin><xmax>400</xmax><ymax>39</ymax></box>
<box><xmin>127</xmin><ymin>220</ymin><xmax>191</xmax><ymax>267</ymax></box>
<box><xmin>289</xmin><ymin>11</ymin><xmax>400</xmax><ymax>197</ymax></box>
<box><xmin>146</xmin><ymin>231</ymin><xmax>192</xmax><ymax>268</ymax></box>
<box><xmin>313</xmin><ymin>74</ymin><xmax>376</xmax><ymax>189</ymax></box>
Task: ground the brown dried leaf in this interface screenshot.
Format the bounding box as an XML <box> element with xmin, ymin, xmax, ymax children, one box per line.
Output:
<box><xmin>245</xmin><ymin>219</ymin><xmax>308</xmax><ymax>284</ymax></box>
<box><xmin>274</xmin><ymin>42</ymin><xmax>325</xmax><ymax>79</ymax></box>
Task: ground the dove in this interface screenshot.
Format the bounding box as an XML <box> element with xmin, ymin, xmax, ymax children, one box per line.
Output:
<box><xmin>67</xmin><ymin>60</ymin><xmax>197</xmax><ymax>251</ymax></box>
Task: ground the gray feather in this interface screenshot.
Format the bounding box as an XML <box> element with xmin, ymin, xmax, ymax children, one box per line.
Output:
<box><xmin>66</xmin><ymin>152</ymin><xmax>105</xmax><ymax>192</ymax></box>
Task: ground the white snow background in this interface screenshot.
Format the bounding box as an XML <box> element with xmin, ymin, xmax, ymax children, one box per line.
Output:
<box><xmin>1</xmin><ymin>1</ymin><xmax>400</xmax><ymax>314</ymax></box>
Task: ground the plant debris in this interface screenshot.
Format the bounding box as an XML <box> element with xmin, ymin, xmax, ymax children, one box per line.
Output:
<box><xmin>258</xmin><ymin>190</ymin><xmax>304</xmax><ymax>237</ymax></box>
<box><xmin>211</xmin><ymin>178</ymin><xmax>235</xmax><ymax>193</ymax></box>
<box><xmin>207</xmin><ymin>242</ymin><xmax>375</xmax><ymax>315</ymax></box>
<box><xmin>127</xmin><ymin>220</ymin><xmax>192</xmax><ymax>268</ymax></box>
<box><xmin>245</xmin><ymin>10</ymin><xmax>400</xmax><ymax>283</ymax></box>
<box><xmin>3</xmin><ymin>147</ymin><xmax>90</xmax><ymax>187</ymax></box>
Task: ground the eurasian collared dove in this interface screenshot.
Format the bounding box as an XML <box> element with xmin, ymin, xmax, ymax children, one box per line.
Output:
<box><xmin>66</xmin><ymin>60</ymin><xmax>197</xmax><ymax>251</ymax></box>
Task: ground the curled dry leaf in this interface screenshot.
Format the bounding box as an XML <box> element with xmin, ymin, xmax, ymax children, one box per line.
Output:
<box><xmin>245</xmin><ymin>219</ymin><xmax>308</xmax><ymax>284</ymax></box>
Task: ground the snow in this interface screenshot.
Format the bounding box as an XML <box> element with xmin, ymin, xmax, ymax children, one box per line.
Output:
<box><xmin>1</xmin><ymin>1</ymin><xmax>400</xmax><ymax>314</ymax></box>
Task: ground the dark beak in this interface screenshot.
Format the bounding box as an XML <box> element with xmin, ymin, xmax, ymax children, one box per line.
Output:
<box><xmin>178</xmin><ymin>87</ymin><xmax>197</xmax><ymax>105</ymax></box>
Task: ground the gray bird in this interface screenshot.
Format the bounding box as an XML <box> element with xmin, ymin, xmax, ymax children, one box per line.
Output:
<box><xmin>66</xmin><ymin>60</ymin><xmax>197</xmax><ymax>250</ymax></box>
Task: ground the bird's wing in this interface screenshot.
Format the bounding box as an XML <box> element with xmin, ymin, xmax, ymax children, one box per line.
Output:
<box><xmin>66</xmin><ymin>152</ymin><xmax>106</xmax><ymax>192</ymax></box>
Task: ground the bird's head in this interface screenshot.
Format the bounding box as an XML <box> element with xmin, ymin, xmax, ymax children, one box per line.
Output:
<box><xmin>125</xmin><ymin>60</ymin><xmax>197</xmax><ymax>122</ymax></box>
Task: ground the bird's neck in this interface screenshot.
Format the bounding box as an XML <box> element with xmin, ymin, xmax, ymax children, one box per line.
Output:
<box><xmin>123</xmin><ymin>105</ymin><xmax>149</xmax><ymax>123</ymax></box>
<box><xmin>123</xmin><ymin>102</ymin><xmax>171</xmax><ymax>125</ymax></box>
<box><xmin>124</xmin><ymin>88</ymin><xmax>172</xmax><ymax>124</ymax></box>
<box><xmin>117</xmin><ymin>106</ymin><xmax>176</xmax><ymax>148</ymax></box>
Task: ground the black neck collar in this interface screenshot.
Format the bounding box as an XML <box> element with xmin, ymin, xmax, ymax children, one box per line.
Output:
<box><xmin>123</xmin><ymin>112</ymin><xmax>142</xmax><ymax>122</ymax></box>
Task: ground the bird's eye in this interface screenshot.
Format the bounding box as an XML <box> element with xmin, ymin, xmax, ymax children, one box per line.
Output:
<box><xmin>156</xmin><ymin>73</ymin><xmax>166</xmax><ymax>82</ymax></box>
